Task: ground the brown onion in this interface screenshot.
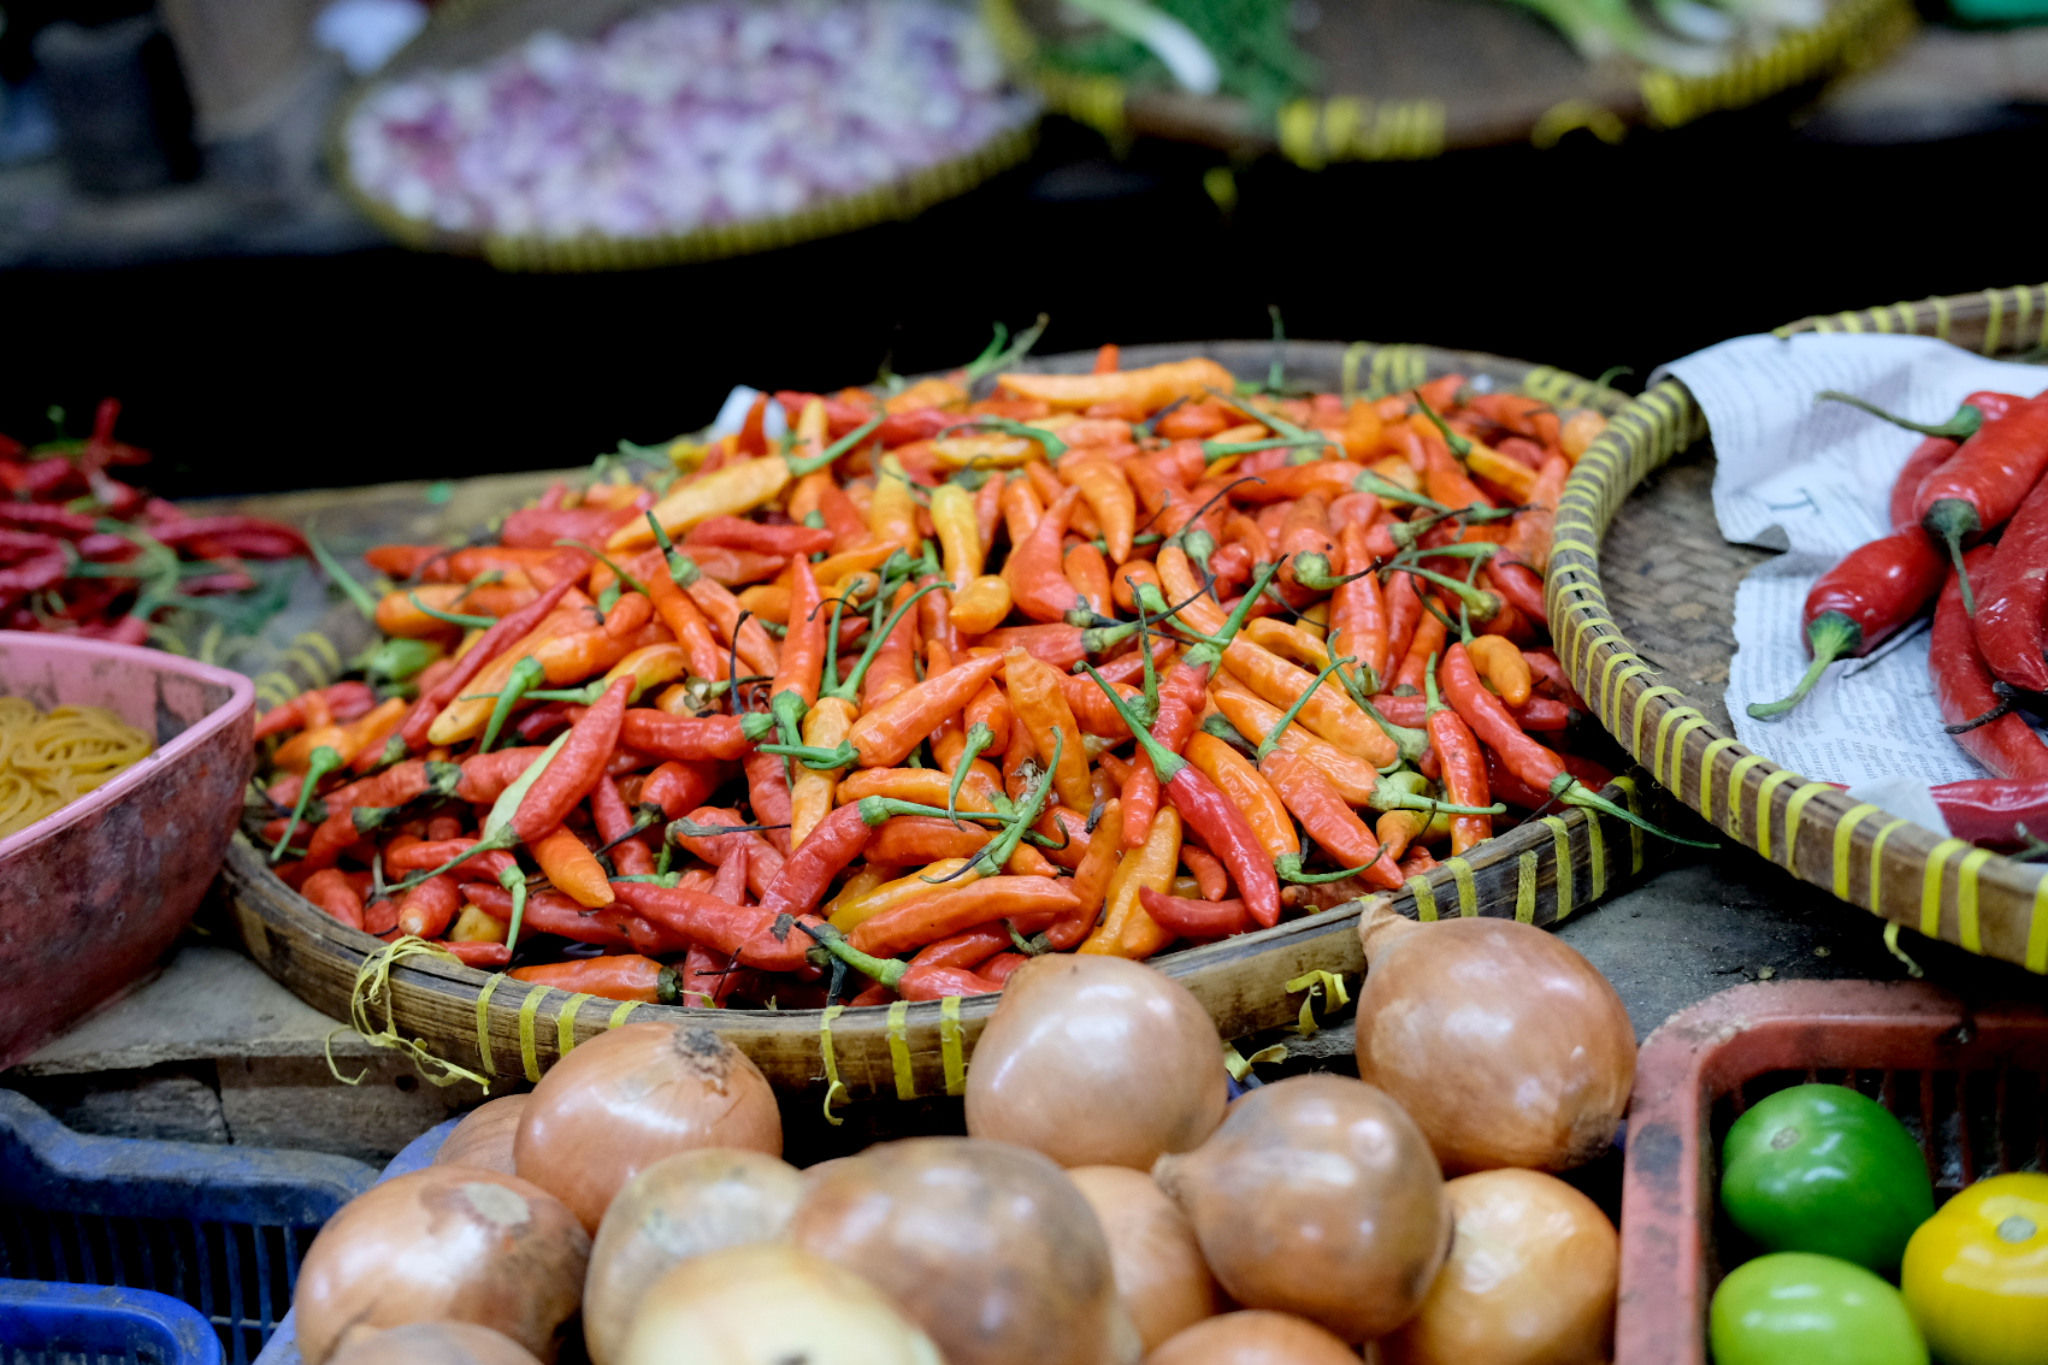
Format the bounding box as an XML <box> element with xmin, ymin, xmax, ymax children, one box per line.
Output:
<box><xmin>788</xmin><ymin>1136</ymin><xmax>1140</xmax><ymax>1365</ymax></box>
<box><xmin>435</xmin><ymin>1095</ymin><xmax>530</xmax><ymax>1175</ymax></box>
<box><xmin>1377</xmin><ymin>1169</ymin><xmax>1617</xmax><ymax>1365</ymax></box>
<box><xmin>1153</xmin><ymin>1074</ymin><xmax>1449</xmax><ymax>1343</ymax></box>
<box><xmin>1145</xmin><ymin>1312</ymin><xmax>1362</xmax><ymax>1365</ymax></box>
<box><xmin>293</xmin><ymin>1167</ymin><xmax>589</xmax><ymax>1365</ymax></box>
<box><xmin>619</xmin><ymin>1243</ymin><xmax>943</xmax><ymax>1365</ymax></box>
<box><xmin>1353</xmin><ymin>897</ymin><xmax>1635</xmax><ymax>1173</ymax></box>
<box><xmin>965</xmin><ymin>954</ymin><xmax>1226</xmax><ymax>1170</ymax></box>
<box><xmin>514</xmin><ymin>1022</ymin><xmax>781</xmax><ymax>1231</ymax></box>
<box><xmin>583</xmin><ymin>1149</ymin><xmax>804</xmax><ymax>1365</ymax></box>
<box><xmin>1068</xmin><ymin>1165</ymin><xmax>1220</xmax><ymax>1354</ymax></box>
<box><xmin>327</xmin><ymin>1323</ymin><xmax>543</xmax><ymax>1365</ymax></box>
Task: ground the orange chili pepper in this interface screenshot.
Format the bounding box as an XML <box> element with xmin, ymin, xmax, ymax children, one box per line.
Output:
<box><xmin>1082</xmin><ymin>805</ymin><xmax>1181</xmax><ymax>960</ymax></box>
<box><xmin>1065</xmin><ymin>459</ymin><xmax>1136</xmax><ymax>563</ymax></box>
<box><xmin>1111</xmin><ymin>559</ymin><xmax>1160</xmax><ymax>615</ymax></box>
<box><xmin>1002</xmin><ymin>650</ymin><xmax>1096</xmax><ymax>813</ymax></box>
<box><xmin>1063</xmin><ymin>540</ymin><xmax>1114</xmax><ymax>617</ymax></box>
<box><xmin>508</xmin><ymin>955</ymin><xmax>678</xmax><ymax>1004</ymax></box>
<box><xmin>1393</xmin><ymin>607</ymin><xmax>1450</xmax><ymax>695</ymax></box>
<box><xmin>1221</xmin><ymin>639</ymin><xmax>1397</xmax><ymax>767</ymax></box>
<box><xmin>1466</xmin><ymin>634</ymin><xmax>1534</xmax><ymax>707</ymax></box>
<box><xmin>1183</xmin><ymin>732</ymin><xmax>1299</xmax><ymax>863</ymax></box>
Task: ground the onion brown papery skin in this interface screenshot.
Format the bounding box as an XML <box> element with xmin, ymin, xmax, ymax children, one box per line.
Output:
<box><xmin>1153</xmin><ymin>1074</ymin><xmax>1452</xmax><ymax>1343</ymax></box>
<box><xmin>1144</xmin><ymin>1310</ymin><xmax>1365</xmax><ymax>1365</ymax></box>
<box><xmin>1377</xmin><ymin>1168</ymin><xmax>1618</xmax><ymax>1365</ymax></box>
<box><xmin>583</xmin><ymin>1148</ymin><xmax>804</xmax><ymax>1365</ymax></box>
<box><xmin>618</xmin><ymin>1243</ymin><xmax>945</xmax><ymax>1365</ymax></box>
<box><xmin>293</xmin><ymin>1167</ymin><xmax>589</xmax><ymax>1364</ymax></box>
<box><xmin>965</xmin><ymin>954</ymin><xmax>1228</xmax><ymax>1170</ymax></box>
<box><xmin>435</xmin><ymin>1094</ymin><xmax>530</xmax><ymax>1175</ymax></box>
<box><xmin>514</xmin><ymin>1021</ymin><xmax>781</xmax><ymax>1232</ymax></box>
<box><xmin>1069</xmin><ymin>1164</ymin><xmax>1223</xmax><ymax>1354</ymax></box>
<box><xmin>326</xmin><ymin>1323</ymin><xmax>545</xmax><ymax>1365</ymax></box>
<box><xmin>1353</xmin><ymin>897</ymin><xmax>1636</xmax><ymax>1174</ymax></box>
<box><xmin>788</xmin><ymin>1136</ymin><xmax>1141</xmax><ymax>1365</ymax></box>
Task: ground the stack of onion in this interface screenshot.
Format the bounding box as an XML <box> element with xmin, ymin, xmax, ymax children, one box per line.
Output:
<box><xmin>327</xmin><ymin>1324</ymin><xmax>544</xmax><ymax>1365</ymax></box>
<box><xmin>1147</xmin><ymin>1312</ymin><xmax>1364</xmax><ymax>1365</ymax></box>
<box><xmin>514</xmin><ymin>1022</ymin><xmax>781</xmax><ymax>1230</ymax></box>
<box><xmin>1068</xmin><ymin>1165</ymin><xmax>1221</xmax><ymax>1354</ymax></box>
<box><xmin>434</xmin><ymin>1094</ymin><xmax>528</xmax><ymax>1175</ymax></box>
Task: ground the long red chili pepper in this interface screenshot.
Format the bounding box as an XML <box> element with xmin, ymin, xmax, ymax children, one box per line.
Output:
<box><xmin>1911</xmin><ymin>399</ymin><xmax>2048</xmax><ymax>613</ymax></box>
<box><xmin>1931</xmin><ymin>548</ymin><xmax>2048</xmax><ymax>781</ymax></box>
<box><xmin>511</xmin><ymin>676</ymin><xmax>630</xmax><ymax>843</ymax></box>
<box><xmin>1929</xmin><ymin>777</ymin><xmax>2048</xmax><ymax>847</ymax></box>
<box><xmin>1425</xmin><ymin>655</ymin><xmax>1493</xmax><ymax>855</ymax></box>
<box><xmin>1747</xmin><ymin>527</ymin><xmax>1947</xmax><ymax>720</ymax></box>
<box><xmin>1970</xmin><ymin>468</ymin><xmax>2048</xmax><ymax>692</ymax></box>
<box><xmin>400</xmin><ymin>577</ymin><xmax>579</xmax><ymax>751</ymax></box>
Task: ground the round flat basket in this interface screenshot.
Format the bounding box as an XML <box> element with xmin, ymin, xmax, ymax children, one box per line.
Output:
<box><xmin>224</xmin><ymin>339</ymin><xmax>1669</xmax><ymax>1108</ymax></box>
<box><xmin>1548</xmin><ymin>284</ymin><xmax>2048</xmax><ymax>975</ymax></box>
<box><xmin>331</xmin><ymin>0</ymin><xmax>1040</xmax><ymax>272</ymax></box>
<box><xmin>985</xmin><ymin>0</ymin><xmax>1911</xmax><ymax>164</ymax></box>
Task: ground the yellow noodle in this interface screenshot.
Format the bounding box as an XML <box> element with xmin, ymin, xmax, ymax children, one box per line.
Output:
<box><xmin>0</xmin><ymin>698</ymin><xmax>153</xmax><ymax>839</ymax></box>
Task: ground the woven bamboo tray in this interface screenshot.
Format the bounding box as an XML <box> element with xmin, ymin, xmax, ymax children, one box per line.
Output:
<box><xmin>985</xmin><ymin>0</ymin><xmax>1911</xmax><ymax>164</ymax></box>
<box><xmin>222</xmin><ymin>339</ymin><xmax>1669</xmax><ymax>1106</ymax></box>
<box><xmin>330</xmin><ymin>0</ymin><xmax>1039</xmax><ymax>272</ymax></box>
<box><xmin>1548</xmin><ymin>285</ymin><xmax>2048</xmax><ymax>975</ymax></box>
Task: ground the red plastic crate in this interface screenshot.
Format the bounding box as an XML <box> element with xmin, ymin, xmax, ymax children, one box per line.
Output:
<box><xmin>1617</xmin><ymin>980</ymin><xmax>2048</xmax><ymax>1365</ymax></box>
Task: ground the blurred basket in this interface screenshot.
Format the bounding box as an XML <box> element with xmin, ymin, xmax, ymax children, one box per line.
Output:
<box><xmin>0</xmin><ymin>1091</ymin><xmax>376</xmax><ymax>1365</ymax></box>
<box><xmin>984</xmin><ymin>0</ymin><xmax>1913</xmax><ymax>163</ymax></box>
<box><xmin>0</xmin><ymin>1280</ymin><xmax>225</xmax><ymax>1365</ymax></box>
<box><xmin>1617</xmin><ymin>978</ymin><xmax>2048</xmax><ymax>1364</ymax></box>
<box><xmin>221</xmin><ymin>338</ymin><xmax>1671</xmax><ymax>1106</ymax></box>
<box><xmin>330</xmin><ymin>0</ymin><xmax>1040</xmax><ymax>272</ymax></box>
<box><xmin>1547</xmin><ymin>285</ymin><xmax>2048</xmax><ymax>972</ymax></box>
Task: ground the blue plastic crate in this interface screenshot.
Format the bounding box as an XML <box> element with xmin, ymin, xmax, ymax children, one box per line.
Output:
<box><xmin>0</xmin><ymin>1092</ymin><xmax>375</xmax><ymax>1365</ymax></box>
<box><xmin>0</xmin><ymin>1279</ymin><xmax>224</xmax><ymax>1365</ymax></box>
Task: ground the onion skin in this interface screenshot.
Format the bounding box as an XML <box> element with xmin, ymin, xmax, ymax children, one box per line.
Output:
<box><xmin>1153</xmin><ymin>1074</ymin><xmax>1450</xmax><ymax>1343</ymax></box>
<box><xmin>619</xmin><ymin>1243</ymin><xmax>944</xmax><ymax>1365</ymax></box>
<box><xmin>327</xmin><ymin>1323</ymin><xmax>544</xmax><ymax>1365</ymax></box>
<box><xmin>1144</xmin><ymin>1311</ymin><xmax>1362</xmax><ymax>1365</ymax></box>
<box><xmin>293</xmin><ymin>1167</ymin><xmax>590</xmax><ymax>1365</ymax></box>
<box><xmin>1354</xmin><ymin>897</ymin><xmax>1635</xmax><ymax>1174</ymax></box>
<box><xmin>1377</xmin><ymin>1169</ymin><xmax>1617</xmax><ymax>1365</ymax></box>
<box><xmin>788</xmin><ymin>1136</ymin><xmax>1141</xmax><ymax>1365</ymax></box>
<box><xmin>583</xmin><ymin>1149</ymin><xmax>804</xmax><ymax>1365</ymax></box>
<box><xmin>1069</xmin><ymin>1165</ymin><xmax>1221</xmax><ymax>1354</ymax></box>
<box><xmin>514</xmin><ymin>1022</ymin><xmax>781</xmax><ymax>1231</ymax></box>
<box><xmin>436</xmin><ymin>1095</ymin><xmax>530</xmax><ymax>1175</ymax></box>
<box><xmin>965</xmin><ymin>955</ymin><xmax>1227</xmax><ymax>1170</ymax></box>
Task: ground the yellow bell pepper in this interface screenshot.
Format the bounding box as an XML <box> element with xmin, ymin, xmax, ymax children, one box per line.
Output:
<box><xmin>1902</xmin><ymin>1172</ymin><xmax>2048</xmax><ymax>1365</ymax></box>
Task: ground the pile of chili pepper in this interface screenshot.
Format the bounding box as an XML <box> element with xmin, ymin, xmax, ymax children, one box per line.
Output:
<box><xmin>1</xmin><ymin>400</ymin><xmax>309</xmax><ymax>643</ymax></box>
<box><xmin>1751</xmin><ymin>385</ymin><xmax>2048</xmax><ymax>849</ymax></box>
<box><xmin>251</xmin><ymin>339</ymin><xmax>1646</xmax><ymax>1009</ymax></box>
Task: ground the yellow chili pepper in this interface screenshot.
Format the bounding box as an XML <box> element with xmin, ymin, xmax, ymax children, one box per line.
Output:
<box><xmin>598</xmin><ymin>642</ymin><xmax>689</xmax><ymax>703</ymax></box>
<box><xmin>950</xmin><ymin>574</ymin><xmax>1011</xmax><ymax>634</ymax></box>
<box><xmin>1080</xmin><ymin>806</ymin><xmax>1181</xmax><ymax>959</ymax></box>
<box><xmin>828</xmin><ymin>858</ymin><xmax>976</xmax><ymax>931</ymax></box>
<box><xmin>1184</xmin><ymin>732</ymin><xmax>1300</xmax><ymax>862</ymax></box>
<box><xmin>1221</xmin><ymin>639</ymin><xmax>1399</xmax><ymax>768</ymax></box>
<box><xmin>929</xmin><ymin>482</ymin><xmax>984</xmax><ymax>590</ymax></box>
<box><xmin>867</xmin><ymin>454</ymin><xmax>922</xmax><ymax>554</ymax></box>
<box><xmin>1244</xmin><ymin>617</ymin><xmax>1331</xmax><ymax>673</ymax></box>
<box><xmin>613</xmin><ymin>455</ymin><xmax>794</xmax><ymax>551</ymax></box>
<box><xmin>449</xmin><ymin>903</ymin><xmax>507</xmax><ymax>944</ymax></box>
<box><xmin>884</xmin><ymin>376</ymin><xmax>965</xmax><ymax>412</ymax></box>
<box><xmin>997</xmin><ymin>357</ymin><xmax>1235</xmax><ymax>412</ymax></box>
<box><xmin>821</xmin><ymin>864</ymin><xmax>889</xmax><ymax>923</ymax></box>
<box><xmin>1003</xmin><ymin>650</ymin><xmax>1096</xmax><ymax>814</ymax></box>
<box><xmin>932</xmin><ymin>433</ymin><xmax>1038</xmax><ymax>468</ymax></box>
<box><xmin>789</xmin><ymin>697</ymin><xmax>856</xmax><ymax>848</ymax></box>
<box><xmin>1466</xmin><ymin>634</ymin><xmax>1534</xmax><ymax>707</ymax></box>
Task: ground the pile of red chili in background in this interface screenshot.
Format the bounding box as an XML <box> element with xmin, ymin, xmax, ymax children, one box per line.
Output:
<box><xmin>1</xmin><ymin>400</ymin><xmax>308</xmax><ymax>643</ymax></box>
<box><xmin>1750</xmin><ymin>387</ymin><xmax>2048</xmax><ymax>849</ymax></box>
<box><xmin>251</xmin><ymin>340</ymin><xmax>1648</xmax><ymax>1008</ymax></box>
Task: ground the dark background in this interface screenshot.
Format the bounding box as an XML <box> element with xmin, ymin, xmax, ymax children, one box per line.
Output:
<box><xmin>6</xmin><ymin>103</ymin><xmax>2045</xmax><ymax>498</ymax></box>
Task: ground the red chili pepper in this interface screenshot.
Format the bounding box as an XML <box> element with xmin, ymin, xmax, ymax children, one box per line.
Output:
<box><xmin>1932</xmin><ymin>548</ymin><xmax>2048</xmax><ymax>781</ymax></box>
<box><xmin>301</xmin><ymin>868</ymin><xmax>367</xmax><ymax>930</ymax></box>
<box><xmin>1890</xmin><ymin>438</ymin><xmax>1960</xmax><ymax>531</ymax></box>
<box><xmin>683</xmin><ymin>516</ymin><xmax>834</xmax><ymax>557</ymax></box>
<box><xmin>462</xmin><ymin>883</ymin><xmax>637</xmax><ymax>948</ymax></box>
<box><xmin>609</xmin><ymin>880</ymin><xmax>819</xmax><ymax>973</ymax></box>
<box><xmin>1747</xmin><ymin>527</ymin><xmax>1947</xmax><ymax>720</ymax></box>
<box><xmin>1005</xmin><ymin>485</ymin><xmax>1090</xmax><ymax>624</ymax></box>
<box><xmin>907</xmin><ymin>922</ymin><xmax>1015</xmax><ymax>973</ymax></box>
<box><xmin>452</xmin><ymin>747</ymin><xmax>550</xmax><ymax>803</ymax></box>
<box><xmin>894</xmin><ymin>962</ymin><xmax>1005</xmax><ymax>1001</ymax></box>
<box><xmin>0</xmin><ymin>548</ymin><xmax>68</xmax><ymax>597</ymax></box>
<box><xmin>1970</xmin><ymin>468</ymin><xmax>2048</xmax><ymax>692</ymax></box>
<box><xmin>501</xmin><ymin>504</ymin><xmax>640</xmax><ymax>549</ymax></box>
<box><xmin>255</xmin><ymin>681</ymin><xmax>379</xmax><ymax>741</ymax></box>
<box><xmin>150</xmin><ymin>515</ymin><xmax>309</xmax><ymax>557</ymax></box>
<box><xmin>743</xmin><ymin>750</ymin><xmax>794</xmax><ymax>855</ymax></box>
<box><xmin>1913</xmin><ymin>399</ymin><xmax>2048</xmax><ymax>613</ymax></box>
<box><xmin>0</xmin><ymin>504</ymin><xmax>97</xmax><ymax>537</ymax></box>
<box><xmin>1426</xmin><ymin>656</ymin><xmax>1493</xmax><ymax>855</ymax></box>
<box><xmin>1367</xmin><ymin>692</ymin><xmax>1573</xmax><ymax>733</ymax></box>
<box><xmin>442</xmin><ymin>942</ymin><xmax>513</xmax><ymax>970</ymax></box>
<box><xmin>639</xmin><ymin>760</ymin><xmax>726</xmax><ymax>820</ymax></box>
<box><xmin>591</xmin><ymin>774</ymin><xmax>655</xmax><ymax>876</ymax></box>
<box><xmin>511</xmin><ymin>677</ymin><xmax>630</xmax><ymax>844</ymax></box>
<box><xmin>845</xmin><ymin>877</ymin><xmax>1076</xmax><ymax>958</ymax></box>
<box><xmin>1137</xmin><ymin>887</ymin><xmax>1252</xmax><ymax>939</ymax></box>
<box><xmin>617</xmin><ymin>710</ymin><xmax>754</xmax><ymax>761</ymax></box>
<box><xmin>400</xmin><ymin>577</ymin><xmax>579</xmax><ymax>752</ymax></box>
<box><xmin>508</xmin><ymin>955</ymin><xmax>680</xmax><ymax>1004</ymax></box>
<box><xmin>1929</xmin><ymin>777</ymin><xmax>2048</xmax><ymax>847</ymax></box>
<box><xmin>396</xmin><ymin>875</ymin><xmax>462</xmax><ymax>938</ymax></box>
<box><xmin>670</xmin><ymin>806</ymin><xmax>785</xmax><ymax>902</ymax></box>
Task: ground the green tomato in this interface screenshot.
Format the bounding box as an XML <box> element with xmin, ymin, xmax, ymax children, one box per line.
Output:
<box><xmin>1720</xmin><ymin>1083</ymin><xmax>1934</xmax><ymax>1273</ymax></box>
<box><xmin>1710</xmin><ymin>1253</ymin><xmax>1928</xmax><ymax>1365</ymax></box>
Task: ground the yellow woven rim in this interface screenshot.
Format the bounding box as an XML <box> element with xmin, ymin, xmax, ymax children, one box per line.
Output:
<box><xmin>983</xmin><ymin>0</ymin><xmax>1912</xmax><ymax>162</ymax></box>
<box><xmin>328</xmin><ymin>0</ymin><xmax>1041</xmax><ymax>272</ymax></box>
<box><xmin>1548</xmin><ymin>284</ymin><xmax>2048</xmax><ymax>972</ymax></box>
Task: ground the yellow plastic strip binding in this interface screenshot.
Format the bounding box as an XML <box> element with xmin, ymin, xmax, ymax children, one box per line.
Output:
<box><xmin>887</xmin><ymin>1000</ymin><xmax>917</xmax><ymax>1101</ymax></box>
<box><xmin>1602</xmin><ymin>657</ymin><xmax>1653</xmax><ymax>729</ymax></box>
<box><xmin>1515</xmin><ymin>851</ymin><xmax>1539</xmax><ymax>923</ymax></box>
<box><xmin>1631</xmin><ymin>685</ymin><xmax>1685</xmax><ymax>758</ymax></box>
<box><xmin>1984</xmin><ymin>290</ymin><xmax>2005</xmax><ymax>356</ymax></box>
<box><xmin>1830</xmin><ymin>804</ymin><xmax>1882</xmax><ymax>900</ymax></box>
<box><xmin>1655</xmin><ymin>710</ymin><xmax>1707</xmax><ymax>789</ymax></box>
<box><xmin>1697</xmin><ymin>737</ymin><xmax>1740</xmax><ymax>820</ymax></box>
<box><xmin>1545</xmin><ymin>816</ymin><xmax>1575</xmax><ymax>921</ymax></box>
<box><xmin>1955</xmin><ymin>847</ymin><xmax>1993</xmax><ymax>954</ymax></box>
<box><xmin>1612</xmin><ymin>776</ymin><xmax>1645</xmax><ymax>873</ymax></box>
<box><xmin>1865</xmin><ymin>818</ymin><xmax>1907</xmax><ymax>916</ymax></box>
<box><xmin>818</xmin><ymin>1005</ymin><xmax>849</xmax><ymax>1126</ymax></box>
<box><xmin>2026</xmin><ymin>874</ymin><xmax>2048</xmax><ymax>974</ymax></box>
<box><xmin>607</xmin><ymin>1000</ymin><xmax>642</xmax><ymax>1029</ymax></box>
<box><xmin>1444</xmin><ymin>856</ymin><xmax>1478</xmax><ymax>915</ymax></box>
<box><xmin>1753</xmin><ymin>768</ymin><xmax>1799</xmax><ymax>860</ymax></box>
<box><xmin>1586</xmin><ymin>804</ymin><xmax>1608</xmax><ymax>901</ymax></box>
<box><xmin>1920</xmin><ymin>837</ymin><xmax>1968</xmax><ymax>938</ymax></box>
<box><xmin>517</xmin><ymin>984</ymin><xmax>549</xmax><ymax>1082</ymax></box>
<box><xmin>939</xmin><ymin>994</ymin><xmax>967</xmax><ymax>1097</ymax></box>
<box><xmin>1408</xmin><ymin>875</ymin><xmax>1439</xmax><ymax>923</ymax></box>
<box><xmin>1930</xmin><ymin>292</ymin><xmax>1953</xmax><ymax>340</ymax></box>
<box><xmin>1781</xmin><ymin>781</ymin><xmax>1833</xmax><ymax>874</ymax></box>
<box><xmin>555</xmin><ymin>993</ymin><xmax>591</xmax><ymax>1059</ymax></box>
<box><xmin>473</xmin><ymin>972</ymin><xmax>504</xmax><ymax>1077</ymax></box>
<box><xmin>1284</xmin><ymin>970</ymin><xmax>1351</xmax><ymax>1037</ymax></box>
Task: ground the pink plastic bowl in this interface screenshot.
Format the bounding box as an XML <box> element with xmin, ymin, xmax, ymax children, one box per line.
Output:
<box><xmin>0</xmin><ymin>631</ymin><xmax>254</xmax><ymax>1068</ymax></box>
